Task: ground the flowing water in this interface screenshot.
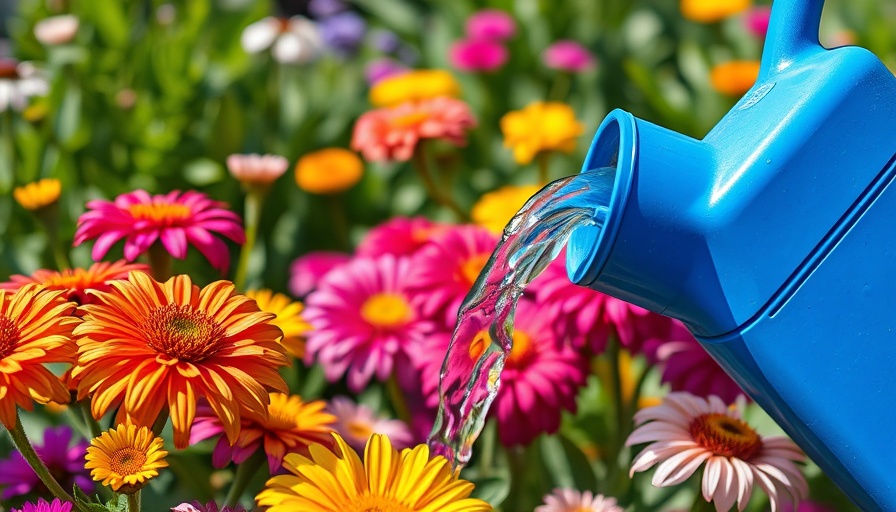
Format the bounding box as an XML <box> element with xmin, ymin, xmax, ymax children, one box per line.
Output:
<box><xmin>427</xmin><ymin>166</ymin><xmax>617</xmax><ymax>468</ymax></box>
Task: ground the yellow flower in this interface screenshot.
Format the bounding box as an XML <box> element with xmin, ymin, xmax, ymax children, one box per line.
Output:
<box><xmin>710</xmin><ymin>60</ymin><xmax>761</xmax><ymax>96</ymax></box>
<box><xmin>370</xmin><ymin>69</ymin><xmax>461</xmax><ymax>108</ymax></box>
<box><xmin>84</xmin><ymin>424</ymin><xmax>169</xmax><ymax>494</ymax></box>
<box><xmin>471</xmin><ymin>184</ymin><xmax>543</xmax><ymax>235</ymax></box>
<box><xmin>13</xmin><ymin>178</ymin><xmax>61</xmax><ymax>211</ymax></box>
<box><xmin>295</xmin><ymin>148</ymin><xmax>364</xmax><ymax>194</ymax></box>
<box><xmin>256</xmin><ymin>433</ymin><xmax>493</xmax><ymax>512</ymax></box>
<box><xmin>246</xmin><ymin>289</ymin><xmax>311</xmax><ymax>359</ymax></box>
<box><xmin>680</xmin><ymin>0</ymin><xmax>750</xmax><ymax>23</ymax></box>
<box><xmin>500</xmin><ymin>102</ymin><xmax>585</xmax><ymax>165</ymax></box>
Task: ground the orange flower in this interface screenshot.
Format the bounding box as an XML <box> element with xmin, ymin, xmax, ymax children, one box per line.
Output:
<box><xmin>294</xmin><ymin>149</ymin><xmax>364</xmax><ymax>194</ymax></box>
<box><xmin>245</xmin><ymin>289</ymin><xmax>310</xmax><ymax>359</ymax></box>
<box><xmin>710</xmin><ymin>60</ymin><xmax>761</xmax><ymax>96</ymax></box>
<box><xmin>1</xmin><ymin>260</ymin><xmax>149</xmax><ymax>305</ymax></box>
<box><xmin>71</xmin><ymin>272</ymin><xmax>289</xmax><ymax>449</ymax></box>
<box><xmin>0</xmin><ymin>285</ymin><xmax>79</xmax><ymax>429</ymax></box>
<box><xmin>681</xmin><ymin>0</ymin><xmax>750</xmax><ymax>23</ymax></box>
<box><xmin>13</xmin><ymin>178</ymin><xmax>61</xmax><ymax>211</ymax></box>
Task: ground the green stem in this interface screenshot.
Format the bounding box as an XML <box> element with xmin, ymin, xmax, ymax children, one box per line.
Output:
<box><xmin>411</xmin><ymin>144</ymin><xmax>470</xmax><ymax>222</ymax></box>
<box><xmin>327</xmin><ymin>193</ymin><xmax>350</xmax><ymax>251</ymax></box>
<box><xmin>127</xmin><ymin>490</ymin><xmax>140</xmax><ymax>512</ymax></box>
<box><xmin>151</xmin><ymin>407</ymin><xmax>169</xmax><ymax>437</ymax></box>
<box><xmin>478</xmin><ymin>419</ymin><xmax>497</xmax><ymax>477</ymax></box>
<box><xmin>3</xmin><ymin>110</ymin><xmax>15</xmax><ymax>186</ymax></box>
<box><xmin>537</xmin><ymin>152</ymin><xmax>551</xmax><ymax>184</ymax></box>
<box><xmin>548</xmin><ymin>71</ymin><xmax>572</xmax><ymax>101</ymax></box>
<box><xmin>387</xmin><ymin>374</ymin><xmax>410</xmax><ymax>423</ymax></box>
<box><xmin>37</xmin><ymin>206</ymin><xmax>71</xmax><ymax>270</ymax></box>
<box><xmin>75</xmin><ymin>400</ymin><xmax>102</xmax><ymax>439</ymax></box>
<box><xmin>605</xmin><ymin>338</ymin><xmax>628</xmax><ymax>492</ymax></box>
<box><xmin>233</xmin><ymin>189</ymin><xmax>264</xmax><ymax>291</ymax></box>
<box><xmin>224</xmin><ymin>449</ymin><xmax>265</xmax><ymax>507</ymax></box>
<box><xmin>147</xmin><ymin>242</ymin><xmax>172</xmax><ymax>281</ymax></box>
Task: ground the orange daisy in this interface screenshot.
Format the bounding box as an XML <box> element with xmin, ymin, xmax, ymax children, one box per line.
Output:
<box><xmin>71</xmin><ymin>272</ymin><xmax>289</xmax><ymax>449</ymax></box>
<box><xmin>1</xmin><ymin>260</ymin><xmax>149</xmax><ymax>305</ymax></box>
<box><xmin>0</xmin><ymin>285</ymin><xmax>79</xmax><ymax>429</ymax></box>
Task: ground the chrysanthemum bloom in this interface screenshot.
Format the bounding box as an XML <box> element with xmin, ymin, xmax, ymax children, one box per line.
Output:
<box><xmin>245</xmin><ymin>289</ymin><xmax>310</xmax><ymax>359</ymax></box>
<box><xmin>34</xmin><ymin>15</ymin><xmax>79</xmax><ymax>45</ymax></box>
<box><xmin>71</xmin><ymin>272</ymin><xmax>289</xmax><ymax>448</ymax></box>
<box><xmin>471</xmin><ymin>184</ymin><xmax>542</xmax><ymax>234</ymax></box>
<box><xmin>303</xmin><ymin>255</ymin><xmax>434</xmax><ymax>391</ymax></box>
<box><xmin>73</xmin><ymin>189</ymin><xmax>245</xmax><ymax>273</ymax></box>
<box><xmin>13</xmin><ymin>178</ymin><xmax>61</xmax><ymax>211</ymax></box>
<box><xmin>295</xmin><ymin>148</ymin><xmax>364</xmax><ymax>194</ymax></box>
<box><xmin>10</xmin><ymin>498</ymin><xmax>73</xmax><ymax>512</ymax></box>
<box><xmin>626</xmin><ymin>393</ymin><xmax>808</xmax><ymax>512</ymax></box>
<box><xmin>0</xmin><ymin>425</ymin><xmax>92</xmax><ymax>500</ymax></box>
<box><xmin>85</xmin><ymin>424</ymin><xmax>168</xmax><ymax>494</ymax></box>
<box><xmin>536</xmin><ymin>489</ymin><xmax>624</xmax><ymax>512</ymax></box>
<box><xmin>369</xmin><ymin>69</ymin><xmax>461</xmax><ymax>108</ymax></box>
<box><xmin>356</xmin><ymin>216</ymin><xmax>443</xmax><ymax>259</ymax></box>
<box><xmin>743</xmin><ymin>6</ymin><xmax>771</xmax><ymax>38</ymax></box>
<box><xmin>680</xmin><ymin>0</ymin><xmax>749</xmax><ymax>23</ymax></box>
<box><xmin>328</xmin><ymin>395</ymin><xmax>413</xmax><ymax>452</ymax></box>
<box><xmin>1</xmin><ymin>260</ymin><xmax>149</xmax><ymax>305</ymax></box>
<box><xmin>466</xmin><ymin>9</ymin><xmax>516</xmax><ymax>41</ymax></box>
<box><xmin>190</xmin><ymin>392</ymin><xmax>335</xmax><ymax>473</ymax></box>
<box><xmin>352</xmin><ymin>97</ymin><xmax>477</xmax><ymax>162</ymax></box>
<box><xmin>256</xmin><ymin>433</ymin><xmax>493</xmax><ymax>511</ymax></box>
<box><xmin>501</xmin><ymin>101</ymin><xmax>585</xmax><ymax>164</ymax></box>
<box><xmin>0</xmin><ymin>285</ymin><xmax>78</xmax><ymax>429</ymax></box>
<box><xmin>241</xmin><ymin>16</ymin><xmax>323</xmax><ymax>64</ymax></box>
<box><xmin>543</xmin><ymin>40</ymin><xmax>596</xmax><ymax>73</ymax></box>
<box><xmin>365</xmin><ymin>58</ymin><xmax>408</xmax><ymax>85</ymax></box>
<box><xmin>0</xmin><ymin>60</ymin><xmax>49</xmax><ymax>112</ymax></box>
<box><xmin>288</xmin><ymin>251</ymin><xmax>351</xmax><ymax>297</ymax></box>
<box><xmin>450</xmin><ymin>38</ymin><xmax>508</xmax><ymax>72</ymax></box>
<box><xmin>226</xmin><ymin>154</ymin><xmax>289</xmax><ymax>187</ymax></box>
<box><xmin>710</xmin><ymin>61</ymin><xmax>761</xmax><ymax>96</ymax></box>
<box><xmin>172</xmin><ymin>502</ymin><xmax>247</xmax><ymax>512</ymax></box>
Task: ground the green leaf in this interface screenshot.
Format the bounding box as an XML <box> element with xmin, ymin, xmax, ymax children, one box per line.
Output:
<box><xmin>72</xmin><ymin>484</ymin><xmax>109</xmax><ymax>512</ymax></box>
<box><xmin>469</xmin><ymin>475</ymin><xmax>511</xmax><ymax>505</ymax></box>
<box><xmin>538</xmin><ymin>434</ymin><xmax>599</xmax><ymax>492</ymax></box>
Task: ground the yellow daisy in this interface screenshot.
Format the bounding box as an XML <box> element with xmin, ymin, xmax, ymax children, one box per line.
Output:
<box><xmin>13</xmin><ymin>178</ymin><xmax>61</xmax><ymax>211</ymax></box>
<box><xmin>246</xmin><ymin>289</ymin><xmax>311</xmax><ymax>359</ymax></box>
<box><xmin>500</xmin><ymin>102</ymin><xmax>585</xmax><ymax>165</ymax></box>
<box><xmin>369</xmin><ymin>69</ymin><xmax>461</xmax><ymax>108</ymax></box>
<box><xmin>84</xmin><ymin>424</ymin><xmax>169</xmax><ymax>494</ymax></box>
<box><xmin>471</xmin><ymin>184</ymin><xmax>543</xmax><ymax>235</ymax></box>
<box><xmin>256</xmin><ymin>433</ymin><xmax>493</xmax><ymax>512</ymax></box>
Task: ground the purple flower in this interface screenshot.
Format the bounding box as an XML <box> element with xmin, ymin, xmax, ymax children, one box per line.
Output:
<box><xmin>172</xmin><ymin>502</ymin><xmax>247</xmax><ymax>512</ymax></box>
<box><xmin>466</xmin><ymin>9</ymin><xmax>516</xmax><ymax>41</ymax></box>
<box><xmin>542</xmin><ymin>40</ymin><xmax>596</xmax><ymax>73</ymax></box>
<box><xmin>319</xmin><ymin>11</ymin><xmax>367</xmax><ymax>56</ymax></box>
<box><xmin>364</xmin><ymin>58</ymin><xmax>408</xmax><ymax>85</ymax></box>
<box><xmin>0</xmin><ymin>426</ymin><xmax>92</xmax><ymax>500</ymax></box>
<box><xmin>370</xmin><ymin>29</ymin><xmax>401</xmax><ymax>54</ymax></box>
<box><xmin>449</xmin><ymin>38</ymin><xmax>509</xmax><ymax>72</ymax></box>
<box><xmin>308</xmin><ymin>0</ymin><xmax>348</xmax><ymax>18</ymax></box>
<box><xmin>11</xmin><ymin>498</ymin><xmax>73</xmax><ymax>512</ymax></box>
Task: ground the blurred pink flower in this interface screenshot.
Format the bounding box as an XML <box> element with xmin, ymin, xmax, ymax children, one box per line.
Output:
<box><xmin>781</xmin><ymin>502</ymin><xmax>835</xmax><ymax>512</ymax></box>
<box><xmin>536</xmin><ymin>489</ymin><xmax>624</xmax><ymax>512</ymax></box>
<box><xmin>743</xmin><ymin>6</ymin><xmax>771</xmax><ymax>38</ymax></box>
<box><xmin>356</xmin><ymin>216</ymin><xmax>444</xmax><ymax>258</ymax></box>
<box><xmin>226</xmin><ymin>153</ymin><xmax>289</xmax><ymax>186</ymax></box>
<box><xmin>364</xmin><ymin>58</ymin><xmax>408</xmax><ymax>85</ymax></box>
<box><xmin>34</xmin><ymin>15</ymin><xmax>79</xmax><ymax>46</ymax></box>
<box><xmin>327</xmin><ymin>396</ymin><xmax>413</xmax><ymax>452</ymax></box>
<box><xmin>288</xmin><ymin>251</ymin><xmax>351</xmax><ymax>297</ymax></box>
<box><xmin>171</xmin><ymin>502</ymin><xmax>247</xmax><ymax>512</ymax></box>
<box><xmin>73</xmin><ymin>190</ymin><xmax>245</xmax><ymax>273</ymax></box>
<box><xmin>10</xmin><ymin>499</ymin><xmax>72</xmax><ymax>512</ymax></box>
<box><xmin>0</xmin><ymin>426</ymin><xmax>92</xmax><ymax>500</ymax></box>
<box><xmin>542</xmin><ymin>40</ymin><xmax>596</xmax><ymax>73</ymax></box>
<box><xmin>449</xmin><ymin>38</ymin><xmax>508</xmax><ymax>72</ymax></box>
<box><xmin>466</xmin><ymin>9</ymin><xmax>516</xmax><ymax>41</ymax></box>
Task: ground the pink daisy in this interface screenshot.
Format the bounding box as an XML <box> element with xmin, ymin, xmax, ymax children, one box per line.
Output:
<box><xmin>0</xmin><ymin>260</ymin><xmax>148</xmax><ymax>305</ymax></box>
<box><xmin>351</xmin><ymin>97</ymin><xmax>477</xmax><ymax>162</ymax></box>
<box><xmin>355</xmin><ymin>216</ymin><xmax>444</xmax><ymax>259</ymax></box>
<box><xmin>288</xmin><ymin>251</ymin><xmax>351</xmax><ymax>297</ymax></box>
<box><xmin>327</xmin><ymin>395</ymin><xmax>413</xmax><ymax>451</ymax></box>
<box><xmin>542</xmin><ymin>40</ymin><xmax>596</xmax><ymax>73</ymax></box>
<box><xmin>11</xmin><ymin>499</ymin><xmax>72</xmax><ymax>512</ymax></box>
<box><xmin>73</xmin><ymin>190</ymin><xmax>245</xmax><ymax>273</ymax></box>
<box><xmin>536</xmin><ymin>489</ymin><xmax>624</xmax><ymax>512</ymax></box>
<box><xmin>626</xmin><ymin>392</ymin><xmax>808</xmax><ymax>512</ymax></box>
<box><xmin>449</xmin><ymin>38</ymin><xmax>508</xmax><ymax>72</ymax></box>
<box><xmin>303</xmin><ymin>254</ymin><xmax>434</xmax><ymax>391</ymax></box>
<box><xmin>466</xmin><ymin>9</ymin><xmax>516</xmax><ymax>41</ymax></box>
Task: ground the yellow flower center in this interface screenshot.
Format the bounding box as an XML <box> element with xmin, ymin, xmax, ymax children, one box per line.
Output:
<box><xmin>265</xmin><ymin>398</ymin><xmax>300</xmax><ymax>431</ymax></box>
<box><xmin>347</xmin><ymin>493</ymin><xmax>413</xmax><ymax>512</ymax></box>
<box><xmin>505</xmin><ymin>329</ymin><xmax>533</xmax><ymax>367</ymax></box>
<box><xmin>458</xmin><ymin>253</ymin><xmax>490</xmax><ymax>288</ymax></box>
<box><xmin>346</xmin><ymin>420</ymin><xmax>374</xmax><ymax>440</ymax></box>
<box><xmin>127</xmin><ymin>203</ymin><xmax>192</xmax><ymax>225</ymax></box>
<box><xmin>689</xmin><ymin>413</ymin><xmax>763</xmax><ymax>460</ymax></box>
<box><xmin>390</xmin><ymin>111</ymin><xmax>430</xmax><ymax>128</ymax></box>
<box><xmin>110</xmin><ymin>447</ymin><xmax>148</xmax><ymax>476</ymax></box>
<box><xmin>360</xmin><ymin>293</ymin><xmax>411</xmax><ymax>329</ymax></box>
<box><xmin>0</xmin><ymin>315</ymin><xmax>19</xmax><ymax>359</ymax></box>
<box><xmin>144</xmin><ymin>304</ymin><xmax>225</xmax><ymax>363</ymax></box>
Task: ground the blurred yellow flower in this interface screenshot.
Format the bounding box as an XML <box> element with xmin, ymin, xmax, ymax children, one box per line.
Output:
<box><xmin>13</xmin><ymin>178</ymin><xmax>61</xmax><ymax>211</ymax></box>
<box><xmin>500</xmin><ymin>102</ymin><xmax>585</xmax><ymax>165</ymax></box>
<box><xmin>246</xmin><ymin>289</ymin><xmax>311</xmax><ymax>359</ymax></box>
<box><xmin>295</xmin><ymin>148</ymin><xmax>364</xmax><ymax>194</ymax></box>
<box><xmin>369</xmin><ymin>69</ymin><xmax>461</xmax><ymax>108</ymax></box>
<box><xmin>472</xmin><ymin>184</ymin><xmax>543</xmax><ymax>235</ymax></box>
<box><xmin>681</xmin><ymin>0</ymin><xmax>750</xmax><ymax>23</ymax></box>
<box><xmin>710</xmin><ymin>60</ymin><xmax>761</xmax><ymax>96</ymax></box>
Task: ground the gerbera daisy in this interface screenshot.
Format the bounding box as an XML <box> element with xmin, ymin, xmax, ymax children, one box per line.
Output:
<box><xmin>500</xmin><ymin>101</ymin><xmax>585</xmax><ymax>165</ymax></box>
<box><xmin>245</xmin><ymin>289</ymin><xmax>311</xmax><ymax>359</ymax></box>
<box><xmin>85</xmin><ymin>424</ymin><xmax>168</xmax><ymax>493</ymax></box>
<box><xmin>256</xmin><ymin>433</ymin><xmax>492</xmax><ymax>511</ymax></box>
<box><xmin>1</xmin><ymin>260</ymin><xmax>149</xmax><ymax>305</ymax></box>
<box><xmin>328</xmin><ymin>395</ymin><xmax>413</xmax><ymax>451</ymax></box>
<box><xmin>172</xmin><ymin>502</ymin><xmax>247</xmax><ymax>512</ymax></box>
<box><xmin>71</xmin><ymin>272</ymin><xmax>288</xmax><ymax>449</ymax></box>
<box><xmin>355</xmin><ymin>216</ymin><xmax>443</xmax><ymax>259</ymax></box>
<box><xmin>73</xmin><ymin>189</ymin><xmax>245</xmax><ymax>273</ymax></box>
<box><xmin>626</xmin><ymin>392</ymin><xmax>808</xmax><ymax>512</ymax></box>
<box><xmin>0</xmin><ymin>285</ymin><xmax>79</xmax><ymax>429</ymax></box>
<box><xmin>288</xmin><ymin>251</ymin><xmax>351</xmax><ymax>297</ymax></box>
<box><xmin>536</xmin><ymin>489</ymin><xmax>624</xmax><ymax>512</ymax></box>
<box><xmin>0</xmin><ymin>425</ymin><xmax>92</xmax><ymax>500</ymax></box>
<box><xmin>303</xmin><ymin>255</ymin><xmax>434</xmax><ymax>391</ymax></box>
<box><xmin>190</xmin><ymin>392</ymin><xmax>335</xmax><ymax>473</ymax></box>
<box><xmin>10</xmin><ymin>498</ymin><xmax>73</xmax><ymax>512</ymax></box>
<box><xmin>13</xmin><ymin>178</ymin><xmax>61</xmax><ymax>211</ymax></box>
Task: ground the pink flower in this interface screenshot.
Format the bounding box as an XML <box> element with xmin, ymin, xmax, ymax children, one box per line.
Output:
<box><xmin>11</xmin><ymin>499</ymin><xmax>72</xmax><ymax>512</ymax></box>
<box><xmin>288</xmin><ymin>251</ymin><xmax>351</xmax><ymax>297</ymax></box>
<box><xmin>226</xmin><ymin>153</ymin><xmax>289</xmax><ymax>186</ymax></box>
<box><xmin>303</xmin><ymin>255</ymin><xmax>435</xmax><ymax>391</ymax></box>
<box><xmin>73</xmin><ymin>190</ymin><xmax>245</xmax><ymax>273</ymax></box>
<box><xmin>364</xmin><ymin>58</ymin><xmax>408</xmax><ymax>85</ymax></box>
<box><xmin>171</xmin><ymin>502</ymin><xmax>246</xmax><ymax>512</ymax></box>
<box><xmin>327</xmin><ymin>395</ymin><xmax>413</xmax><ymax>451</ymax></box>
<box><xmin>536</xmin><ymin>489</ymin><xmax>624</xmax><ymax>512</ymax></box>
<box><xmin>542</xmin><ymin>40</ymin><xmax>596</xmax><ymax>73</ymax></box>
<box><xmin>466</xmin><ymin>9</ymin><xmax>516</xmax><ymax>41</ymax></box>
<box><xmin>449</xmin><ymin>38</ymin><xmax>508</xmax><ymax>72</ymax></box>
<box><xmin>34</xmin><ymin>15</ymin><xmax>79</xmax><ymax>46</ymax></box>
<box><xmin>356</xmin><ymin>216</ymin><xmax>444</xmax><ymax>259</ymax></box>
<box><xmin>743</xmin><ymin>6</ymin><xmax>771</xmax><ymax>38</ymax></box>
<box><xmin>782</xmin><ymin>502</ymin><xmax>835</xmax><ymax>512</ymax></box>
<box><xmin>351</xmin><ymin>97</ymin><xmax>477</xmax><ymax>162</ymax></box>
<box><xmin>626</xmin><ymin>392</ymin><xmax>808</xmax><ymax>512</ymax></box>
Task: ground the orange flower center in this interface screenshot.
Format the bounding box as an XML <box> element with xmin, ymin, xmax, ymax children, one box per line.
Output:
<box><xmin>688</xmin><ymin>413</ymin><xmax>763</xmax><ymax>460</ymax></box>
<box><xmin>458</xmin><ymin>253</ymin><xmax>490</xmax><ymax>288</ymax></box>
<box><xmin>346</xmin><ymin>493</ymin><xmax>413</xmax><ymax>512</ymax></box>
<box><xmin>360</xmin><ymin>293</ymin><xmax>411</xmax><ymax>329</ymax></box>
<box><xmin>144</xmin><ymin>304</ymin><xmax>225</xmax><ymax>363</ymax></box>
<box><xmin>110</xmin><ymin>447</ymin><xmax>147</xmax><ymax>476</ymax></box>
<box><xmin>390</xmin><ymin>111</ymin><xmax>430</xmax><ymax>128</ymax></box>
<box><xmin>127</xmin><ymin>203</ymin><xmax>192</xmax><ymax>225</ymax></box>
<box><xmin>0</xmin><ymin>315</ymin><xmax>19</xmax><ymax>359</ymax></box>
<box><xmin>276</xmin><ymin>17</ymin><xmax>291</xmax><ymax>33</ymax></box>
<box><xmin>264</xmin><ymin>400</ymin><xmax>300</xmax><ymax>431</ymax></box>
<box><xmin>0</xmin><ymin>61</ymin><xmax>19</xmax><ymax>80</ymax></box>
<box><xmin>505</xmin><ymin>329</ymin><xmax>534</xmax><ymax>367</ymax></box>
<box><xmin>346</xmin><ymin>420</ymin><xmax>374</xmax><ymax>440</ymax></box>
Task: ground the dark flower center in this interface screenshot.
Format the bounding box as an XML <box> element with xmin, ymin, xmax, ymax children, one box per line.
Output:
<box><xmin>144</xmin><ymin>304</ymin><xmax>225</xmax><ymax>363</ymax></box>
<box><xmin>689</xmin><ymin>412</ymin><xmax>763</xmax><ymax>460</ymax></box>
<box><xmin>0</xmin><ymin>315</ymin><xmax>20</xmax><ymax>359</ymax></box>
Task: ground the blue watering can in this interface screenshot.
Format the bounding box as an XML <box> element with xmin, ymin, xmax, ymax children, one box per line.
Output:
<box><xmin>565</xmin><ymin>0</ymin><xmax>896</xmax><ymax>509</ymax></box>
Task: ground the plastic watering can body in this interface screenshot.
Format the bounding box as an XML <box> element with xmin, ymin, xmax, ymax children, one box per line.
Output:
<box><xmin>565</xmin><ymin>0</ymin><xmax>896</xmax><ymax>509</ymax></box>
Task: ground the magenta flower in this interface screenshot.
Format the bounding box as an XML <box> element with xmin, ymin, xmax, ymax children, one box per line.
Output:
<box><xmin>328</xmin><ymin>396</ymin><xmax>413</xmax><ymax>451</ymax></box>
<box><xmin>466</xmin><ymin>9</ymin><xmax>516</xmax><ymax>41</ymax></box>
<box><xmin>10</xmin><ymin>499</ymin><xmax>72</xmax><ymax>512</ymax></box>
<box><xmin>782</xmin><ymin>502</ymin><xmax>835</xmax><ymax>512</ymax></box>
<box><xmin>743</xmin><ymin>6</ymin><xmax>771</xmax><ymax>38</ymax></box>
<box><xmin>288</xmin><ymin>251</ymin><xmax>351</xmax><ymax>297</ymax></box>
<box><xmin>0</xmin><ymin>426</ymin><xmax>92</xmax><ymax>500</ymax></box>
<box><xmin>542</xmin><ymin>40</ymin><xmax>596</xmax><ymax>73</ymax></box>
<box><xmin>73</xmin><ymin>190</ymin><xmax>245</xmax><ymax>273</ymax></box>
<box><xmin>356</xmin><ymin>216</ymin><xmax>443</xmax><ymax>259</ymax></box>
<box><xmin>171</xmin><ymin>502</ymin><xmax>247</xmax><ymax>512</ymax></box>
<box><xmin>449</xmin><ymin>38</ymin><xmax>508</xmax><ymax>72</ymax></box>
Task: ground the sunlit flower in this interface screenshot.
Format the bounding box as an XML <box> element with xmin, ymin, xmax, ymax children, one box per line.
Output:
<box><xmin>241</xmin><ymin>16</ymin><xmax>323</xmax><ymax>64</ymax></box>
<box><xmin>466</xmin><ymin>9</ymin><xmax>516</xmax><ymax>41</ymax></box>
<box><xmin>1</xmin><ymin>260</ymin><xmax>149</xmax><ymax>305</ymax></box>
<box><xmin>319</xmin><ymin>11</ymin><xmax>367</xmax><ymax>56</ymax></box>
<box><xmin>356</xmin><ymin>216</ymin><xmax>443</xmax><ymax>259</ymax></box>
<box><xmin>10</xmin><ymin>498</ymin><xmax>73</xmax><ymax>512</ymax></box>
<box><xmin>256</xmin><ymin>433</ymin><xmax>492</xmax><ymax>511</ymax></box>
<box><xmin>0</xmin><ymin>425</ymin><xmax>92</xmax><ymax>500</ymax></box>
<box><xmin>226</xmin><ymin>153</ymin><xmax>289</xmax><ymax>187</ymax></box>
<box><xmin>328</xmin><ymin>395</ymin><xmax>413</xmax><ymax>452</ymax></box>
<box><xmin>85</xmin><ymin>424</ymin><xmax>168</xmax><ymax>494</ymax></box>
<box><xmin>71</xmin><ymin>272</ymin><xmax>289</xmax><ymax>449</ymax></box>
<box><xmin>710</xmin><ymin>60</ymin><xmax>761</xmax><ymax>96</ymax></box>
<box><xmin>190</xmin><ymin>392</ymin><xmax>335</xmax><ymax>473</ymax></box>
<box><xmin>0</xmin><ymin>285</ymin><xmax>78</xmax><ymax>429</ymax></box>
<box><xmin>536</xmin><ymin>489</ymin><xmax>624</xmax><ymax>512</ymax></box>
<box><xmin>450</xmin><ymin>38</ymin><xmax>508</xmax><ymax>72</ymax></box>
<box><xmin>34</xmin><ymin>15</ymin><xmax>79</xmax><ymax>45</ymax></box>
<box><xmin>172</xmin><ymin>502</ymin><xmax>247</xmax><ymax>512</ymax></box>
<box><xmin>365</xmin><ymin>58</ymin><xmax>408</xmax><ymax>85</ymax></box>
<box><xmin>626</xmin><ymin>392</ymin><xmax>808</xmax><ymax>512</ymax></box>
<box><xmin>288</xmin><ymin>251</ymin><xmax>351</xmax><ymax>297</ymax></box>
<box><xmin>303</xmin><ymin>255</ymin><xmax>434</xmax><ymax>391</ymax></box>
<box><xmin>743</xmin><ymin>6</ymin><xmax>771</xmax><ymax>38</ymax></box>
<box><xmin>501</xmin><ymin>101</ymin><xmax>585</xmax><ymax>164</ymax></box>
<box><xmin>369</xmin><ymin>69</ymin><xmax>461</xmax><ymax>108</ymax></box>
<box><xmin>294</xmin><ymin>148</ymin><xmax>364</xmax><ymax>194</ymax></box>
<box><xmin>13</xmin><ymin>178</ymin><xmax>60</xmax><ymax>211</ymax></box>
<box><xmin>680</xmin><ymin>0</ymin><xmax>750</xmax><ymax>23</ymax></box>
<box><xmin>73</xmin><ymin>189</ymin><xmax>245</xmax><ymax>273</ymax></box>
<box><xmin>471</xmin><ymin>184</ymin><xmax>542</xmax><ymax>234</ymax></box>
<box><xmin>0</xmin><ymin>60</ymin><xmax>49</xmax><ymax>112</ymax></box>
<box><xmin>245</xmin><ymin>289</ymin><xmax>310</xmax><ymax>359</ymax></box>
<box><xmin>352</xmin><ymin>97</ymin><xmax>477</xmax><ymax>162</ymax></box>
<box><xmin>543</xmin><ymin>40</ymin><xmax>596</xmax><ymax>73</ymax></box>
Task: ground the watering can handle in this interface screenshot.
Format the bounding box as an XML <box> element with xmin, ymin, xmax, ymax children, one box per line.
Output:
<box><xmin>760</xmin><ymin>0</ymin><xmax>826</xmax><ymax>77</ymax></box>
